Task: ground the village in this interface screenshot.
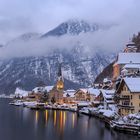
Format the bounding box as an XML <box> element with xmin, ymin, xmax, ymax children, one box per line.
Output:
<box><xmin>9</xmin><ymin>42</ymin><xmax>140</xmax><ymax>136</ymax></box>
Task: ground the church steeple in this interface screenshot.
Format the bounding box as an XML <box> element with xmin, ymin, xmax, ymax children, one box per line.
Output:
<box><xmin>58</xmin><ymin>63</ymin><xmax>62</xmax><ymax>79</ymax></box>
<box><xmin>56</xmin><ymin>63</ymin><xmax>64</xmax><ymax>90</ymax></box>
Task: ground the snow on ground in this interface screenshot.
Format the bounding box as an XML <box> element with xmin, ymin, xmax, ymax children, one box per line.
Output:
<box><xmin>115</xmin><ymin>113</ymin><xmax>140</xmax><ymax>126</ymax></box>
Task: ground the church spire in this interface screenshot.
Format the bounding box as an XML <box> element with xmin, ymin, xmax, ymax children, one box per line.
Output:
<box><xmin>58</xmin><ymin>63</ymin><xmax>62</xmax><ymax>78</ymax></box>
<box><xmin>56</xmin><ymin>63</ymin><xmax>64</xmax><ymax>90</ymax></box>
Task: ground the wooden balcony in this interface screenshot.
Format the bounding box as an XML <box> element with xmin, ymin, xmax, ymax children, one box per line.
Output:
<box><xmin>118</xmin><ymin>104</ymin><xmax>134</xmax><ymax>109</ymax></box>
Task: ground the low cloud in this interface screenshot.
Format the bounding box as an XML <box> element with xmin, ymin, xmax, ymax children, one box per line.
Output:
<box><xmin>0</xmin><ymin>0</ymin><xmax>140</xmax><ymax>58</ymax></box>
<box><xmin>0</xmin><ymin>21</ymin><xmax>137</xmax><ymax>59</ymax></box>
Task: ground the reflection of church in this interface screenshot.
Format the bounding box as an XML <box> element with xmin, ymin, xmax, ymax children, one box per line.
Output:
<box><xmin>49</xmin><ymin>63</ymin><xmax>64</xmax><ymax>104</ymax></box>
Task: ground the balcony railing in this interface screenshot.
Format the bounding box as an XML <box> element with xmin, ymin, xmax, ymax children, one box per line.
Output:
<box><xmin>118</xmin><ymin>104</ymin><xmax>134</xmax><ymax>109</ymax></box>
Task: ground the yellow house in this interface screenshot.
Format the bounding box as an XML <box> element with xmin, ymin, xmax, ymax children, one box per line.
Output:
<box><xmin>116</xmin><ymin>77</ymin><xmax>140</xmax><ymax>116</ymax></box>
<box><xmin>74</xmin><ymin>88</ymin><xmax>89</xmax><ymax>102</ymax></box>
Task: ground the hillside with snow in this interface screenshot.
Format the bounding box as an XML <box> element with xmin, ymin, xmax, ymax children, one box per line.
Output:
<box><xmin>0</xmin><ymin>19</ymin><xmax>116</xmax><ymax>94</ymax></box>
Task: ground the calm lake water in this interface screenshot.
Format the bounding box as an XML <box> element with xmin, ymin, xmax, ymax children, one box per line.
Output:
<box><xmin>0</xmin><ymin>99</ymin><xmax>139</xmax><ymax>140</ymax></box>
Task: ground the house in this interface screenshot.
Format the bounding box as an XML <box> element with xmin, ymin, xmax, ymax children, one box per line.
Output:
<box><xmin>121</xmin><ymin>64</ymin><xmax>140</xmax><ymax>77</ymax></box>
<box><xmin>87</xmin><ymin>88</ymin><xmax>101</xmax><ymax>106</ymax></box>
<box><xmin>63</xmin><ymin>89</ymin><xmax>76</xmax><ymax>103</ymax></box>
<box><xmin>100</xmin><ymin>89</ymin><xmax>115</xmax><ymax>109</ymax></box>
<box><xmin>116</xmin><ymin>78</ymin><xmax>140</xmax><ymax>116</ymax></box>
<box><xmin>74</xmin><ymin>88</ymin><xmax>89</xmax><ymax>102</ymax></box>
<box><xmin>15</xmin><ymin>87</ymin><xmax>29</xmax><ymax>99</ymax></box>
<box><xmin>113</xmin><ymin>53</ymin><xmax>140</xmax><ymax>80</ymax></box>
<box><xmin>102</xmin><ymin>78</ymin><xmax>112</xmax><ymax>89</ymax></box>
<box><xmin>28</xmin><ymin>86</ymin><xmax>54</xmax><ymax>102</ymax></box>
<box><xmin>123</xmin><ymin>43</ymin><xmax>138</xmax><ymax>53</ymax></box>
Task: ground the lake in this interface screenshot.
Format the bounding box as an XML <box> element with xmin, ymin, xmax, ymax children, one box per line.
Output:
<box><xmin>0</xmin><ymin>99</ymin><xmax>139</xmax><ymax>140</ymax></box>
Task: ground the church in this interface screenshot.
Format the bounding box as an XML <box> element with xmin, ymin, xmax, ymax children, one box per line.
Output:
<box><xmin>48</xmin><ymin>63</ymin><xmax>64</xmax><ymax>104</ymax></box>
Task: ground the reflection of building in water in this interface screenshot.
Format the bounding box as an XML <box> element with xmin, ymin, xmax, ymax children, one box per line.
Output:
<box><xmin>35</xmin><ymin>111</ymin><xmax>39</xmax><ymax>123</ymax></box>
<box><xmin>72</xmin><ymin>113</ymin><xmax>76</xmax><ymax>128</ymax></box>
<box><xmin>45</xmin><ymin>110</ymin><xmax>48</xmax><ymax>123</ymax></box>
<box><xmin>54</xmin><ymin>110</ymin><xmax>56</xmax><ymax>126</ymax></box>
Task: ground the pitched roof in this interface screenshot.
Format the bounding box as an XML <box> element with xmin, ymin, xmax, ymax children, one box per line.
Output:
<box><xmin>79</xmin><ymin>88</ymin><xmax>88</xmax><ymax>93</ymax></box>
<box><xmin>63</xmin><ymin>89</ymin><xmax>76</xmax><ymax>97</ymax></box>
<box><xmin>117</xmin><ymin>53</ymin><xmax>140</xmax><ymax>64</ymax></box>
<box><xmin>124</xmin><ymin>78</ymin><xmax>140</xmax><ymax>92</ymax></box>
<box><xmin>87</xmin><ymin>88</ymin><xmax>100</xmax><ymax>97</ymax></box>
<box><xmin>123</xmin><ymin>64</ymin><xmax>140</xmax><ymax>69</ymax></box>
<box><xmin>100</xmin><ymin>89</ymin><xmax>115</xmax><ymax>99</ymax></box>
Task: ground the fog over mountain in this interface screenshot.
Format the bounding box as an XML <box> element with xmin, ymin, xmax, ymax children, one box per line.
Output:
<box><xmin>0</xmin><ymin>0</ymin><xmax>140</xmax><ymax>50</ymax></box>
<box><xmin>0</xmin><ymin>0</ymin><xmax>140</xmax><ymax>94</ymax></box>
<box><xmin>0</xmin><ymin>20</ymin><xmax>115</xmax><ymax>94</ymax></box>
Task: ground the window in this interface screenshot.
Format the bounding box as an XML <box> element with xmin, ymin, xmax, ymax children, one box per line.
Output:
<box><xmin>131</xmin><ymin>102</ymin><xmax>133</xmax><ymax>106</ymax></box>
<box><xmin>131</xmin><ymin>95</ymin><xmax>132</xmax><ymax>99</ymax></box>
<box><xmin>139</xmin><ymin>95</ymin><xmax>140</xmax><ymax>99</ymax></box>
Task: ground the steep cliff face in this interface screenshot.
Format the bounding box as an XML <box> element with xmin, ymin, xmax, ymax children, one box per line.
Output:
<box><xmin>0</xmin><ymin>20</ymin><xmax>115</xmax><ymax>94</ymax></box>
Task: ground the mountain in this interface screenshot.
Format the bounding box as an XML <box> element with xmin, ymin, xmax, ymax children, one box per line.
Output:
<box><xmin>0</xmin><ymin>20</ymin><xmax>115</xmax><ymax>94</ymax></box>
<box><xmin>42</xmin><ymin>19</ymin><xmax>99</xmax><ymax>37</ymax></box>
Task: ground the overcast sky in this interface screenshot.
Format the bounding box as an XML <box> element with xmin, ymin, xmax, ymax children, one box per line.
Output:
<box><xmin>0</xmin><ymin>0</ymin><xmax>140</xmax><ymax>59</ymax></box>
<box><xmin>0</xmin><ymin>0</ymin><xmax>140</xmax><ymax>43</ymax></box>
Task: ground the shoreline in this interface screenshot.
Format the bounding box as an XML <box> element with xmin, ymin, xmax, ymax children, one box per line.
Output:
<box><xmin>9</xmin><ymin>99</ymin><xmax>140</xmax><ymax>137</ymax></box>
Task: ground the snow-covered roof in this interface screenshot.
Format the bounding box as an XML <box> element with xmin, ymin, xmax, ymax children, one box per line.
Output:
<box><xmin>103</xmin><ymin>110</ymin><xmax>115</xmax><ymax>118</ymax></box>
<box><xmin>124</xmin><ymin>77</ymin><xmax>140</xmax><ymax>92</ymax></box>
<box><xmin>15</xmin><ymin>87</ymin><xmax>29</xmax><ymax>97</ymax></box>
<box><xmin>32</xmin><ymin>86</ymin><xmax>53</xmax><ymax>93</ymax></box>
<box><xmin>117</xmin><ymin>53</ymin><xmax>140</xmax><ymax>64</ymax></box>
<box><xmin>78</xmin><ymin>88</ymin><xmax>88</xmax><ymax>93</ymax></box>
<box><xmin>123</xmin><ymin>64</ymin><xmax>140</xmax><ymax>69</ymax></box>
<box><xmin>77</xmin><ymin>101</ymin><xmax>90</xmax><ymax>106</ymax></box>
<box><xmin>44</xmin><ymin>86</ymin><xmax>54</xmax><ymax>92</ymax></box>
<box><xmin>100</xmin><ymin>89</ymin><xmax>115</xmax><ymax>99</ymax></box>
<box><xmin>63</xmin><ymin>89</ymin><xmax>76</xmax><ymax>98</ymax></box>
<box><xmin>88</xmin><ymin>88</ymin><xmax>100</xmax><ymax>97</ymax></box>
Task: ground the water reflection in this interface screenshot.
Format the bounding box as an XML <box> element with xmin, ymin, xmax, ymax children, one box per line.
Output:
<box><xmin>54</xmin><ymin>110</ymin><xmax>56</xmax><ymax>126</ymax></box>
<box><xmin>45</xmin><ymin>110</ymin><xmax>48</xmax><ymax>123</ymax></box>
<box><xmin>35</xmin><ymin>110</ymin><xmax>39</xmax><ymax>124</ymax></box>
<box><xmin>0</xmin><ymin>99</ymin><xmax>138</xmax><ymax>140</ymax></box>
<box><xmin>72</xmin><ymin>113</ymin><xmax>76</xmax><ymax>128</ymax></box>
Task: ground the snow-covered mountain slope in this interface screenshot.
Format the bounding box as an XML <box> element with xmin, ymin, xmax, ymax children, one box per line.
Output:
<box><xmin>42</xmin><ymin>19</ymin><xmax>99</xmax><ymax>37</ymax></box>
<box><xmin>0</xmin><ymin>20</ymin><xmax>115</xmax><ymax>94</ymax></box>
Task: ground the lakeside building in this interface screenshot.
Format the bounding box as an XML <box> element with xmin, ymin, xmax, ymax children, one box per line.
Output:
<box><xmin>87</xmin><ymin>88</ymin><xmax>101</xmax><ymax>107</ymax></box>
<box><xmin>113</xmin><ymin>53</ymin><xmax>140</xmax><ymax>80</ymax></box>
<box><xmin>74</xmin><ymin>88</ymin><xmax>89</xmax><ymax>102</ymax></box>
<box><xmin>48</xmin><ymin>63</ymin><xmax>64</xmax><ymax>104</ymax></box>
<box><xmin>15</xmin><ymin>87</ymin><xmax>29</xmax><ymax>99</ymax></box>
<box><xmin>63</xmin><ymin>89</ymin><xmax>76</xmax><ymax>104</ymax></box>
<box><xmin>123</xmin><ymin>43</ymin><xmax>138</xmax><ymax>53</ymax></box>
<box><xmin>100</xmin><ymin>89</ymin><xmax>115</xmax><ymax>109</ymax></box>
<box><xmin>116</xmin><ymin>77</ymin><xmax>140</xmax><ymax>116</ymax></box>
<box><xmin>27</xmin><ymin>86</ymin><xmax>53</xmax><ymax>102</ymax></box>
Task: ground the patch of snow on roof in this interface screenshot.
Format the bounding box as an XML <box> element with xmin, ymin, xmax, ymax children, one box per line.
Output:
<box><xmin>117</xmin><ymin>53</ymin><xmax>140</xmax><ymax>64</ymax></box>
<box><xmin>123</xmin><ymin>64</ymin><xmax>140</xmax><ymax>69</ymax></box>
<box><xmin>63</xmin><ymin>89</ymin><xmax>76</xmax><ymax>97</ymax></box>
<box><xmin>15</xmin><ymin>87</ymin><xmax>29</xmax><ymax>97</ymax></box>
<box><xmin>44</xmin><ymin>86</ymin><xmax>54</xmax><ymax>92</ymax></box>
<box><xmin>88</xmin><ymin>88</ymin><xmax>100</xmax><ymax>97</ymax></box>
<box><xmin>79</xmin><ymin>88</ymin><xmax>88</xmax><ymax>93</ymax></box>
<box><xmin>100</xmin><ymin>89</ymin><xmax>115</xmax><ymax>99</ymax></box>
<box><xmin>124</xmin><ymin>77</ymin><xmax>140</xmax><ymax>92</ymax></box>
